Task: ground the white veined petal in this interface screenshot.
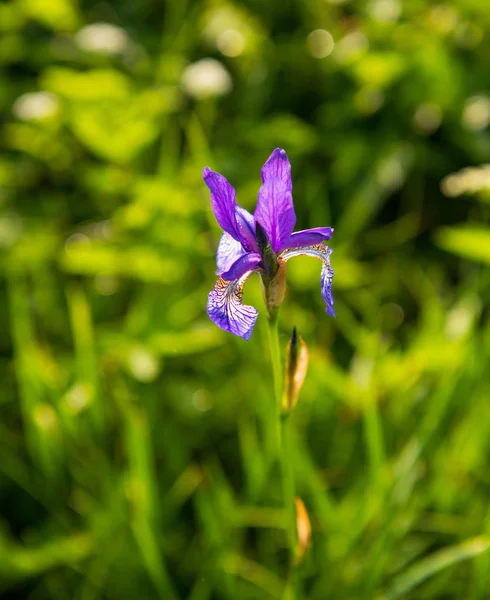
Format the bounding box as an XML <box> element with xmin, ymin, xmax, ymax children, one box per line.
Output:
<box><xmin>207</xmin><ymin>271</ymin><xmax>258</xmax><ymax>340</ymax></box>
<box><xmin>280</xmin><ymin>244</ymin><xmax>336</xmax><ymax>316</ymax></box>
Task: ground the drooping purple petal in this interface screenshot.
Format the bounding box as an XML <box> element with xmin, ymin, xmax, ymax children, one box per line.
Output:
<box><xmin>321</xmin><ymin>248</ymin><xmax>335</xmax><ymax>317</ymax></box>
<box><xmin>261</xmin><ymin>148</ymin><xmax>292</xmax><ymax>193</ymax></box>
<box><xmin>207</xmin><ymin>272</ymin><xmax>259</xmax><ymax>340</ymax></box>
<box><xmin>203</xmin><ymin>167</ymin><xmax>240</xmax><ymax>241</ymax></box>
<box><xmin>278</xmin><ymin>227</ymin><xmax>334</xmax><ymax>252</ymax></box>
<box><xmin>216</xmin><ymin>232</ymin><xmax>246</xmax><ymax>275</ymax></box>
<box><xmin>280</xmin><ymin>244</ymin><xmax>335</xmax><ymax>317</ymax></box>
<box><xmin>254</xmin><ymin>178</ymin><xmax>296</xmax><ymax>253</ymax></box>
<box><xmin>220</xmin><ymin>252</ymin><xmax>262</xmax><ymax>281</ymax></box>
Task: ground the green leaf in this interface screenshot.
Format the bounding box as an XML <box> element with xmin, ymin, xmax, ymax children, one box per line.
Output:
<box><xmin>60</xmin><ymin>242</ymin><xmax>181</xmax><ymax>281</ymax></box>
<box><xmin>69</xmin><ymin>90</ymin><xmax>176</xmax><ymax>163</ymax></box>
<box><xmin>0</xmin><ymin>532</ymin><xmax>93</xmax><ymax>582</ymax></box>
<box><xmin>19</xmin><ymin>0</ymin><xmax>79</xmax><ymax>31</ymax></box>
<box><xmin>434</xmin><ymin>226</ymin><xmax>490</xmax><ymax>263</ymax></box>
<box><xmin>42</xmin><ymin>68</ymin><xmax>131</xmax><ymax>100</ymax></box>
<box><xmin>351</xmin><ymin>52</ymin><xmax>406</xmax><ymax>89</ymax></box>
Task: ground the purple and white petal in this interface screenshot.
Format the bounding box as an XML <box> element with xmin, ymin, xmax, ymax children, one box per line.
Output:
<box><xmin>216</xmin><ymin>232</ymin><xmax>246</xmax><ymax>275</ymax></box>
<box><xmin>220</xmin><ymin>252</ymin><xmax>262</xmax><ymax>281</ymax></box>
<box><xmin>207</xmin><ymin>272</ymin><xmax>259</xmax><ymax>340</ymax></box>
<box><xmin>261</xmin><ymin>148</ymin><xmax>292</xmax><ymax>193</ymax></box>
<box><xmin>254</xmin><ymin>178</ymin><xmax>296</xmax><ymax>253</ymax></box>
<box><xmin>278</xmin><ymin>227</ymin><xmax>334</xmax><ymax>252</ymax></box>
<box><xmin>203</xmin><ymin>167</ymin><xmax>241</xmax><ymax>241</ymax></box>
<box><xmin>235</xmin><ymin>205</ymin><xmax>258</xmax><ymax>252</ymax></box>
<box><xmin>280</xmin><ymin>244</ymin><xmax>335</xmax><ymax>317</ymax></box>
<box><xmin>321</xmin><ymin>249</ymin><xmax>335</xmax><ymax>317</ymax></box>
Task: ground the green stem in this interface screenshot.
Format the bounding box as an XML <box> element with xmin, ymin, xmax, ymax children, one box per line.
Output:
<box><xmin>363</xmin><ymin>396</ymin><xmax>385</xmax><ymax>486</ymax></box>
<box><xmin>281</xmin><ymin>417</ymin><xmax>297</xmax><ymax>556</ymax></box>
<box><xmin>265</xmin><ymin>318</ymin><xmax>297</xmax><ymax>580</ymax></box>
<box><xmin>267</xmin><ymin>316</ymin><xmax>282</xmax><ymax>415</ymax></box>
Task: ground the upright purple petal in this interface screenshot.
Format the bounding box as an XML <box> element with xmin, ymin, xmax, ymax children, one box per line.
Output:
<box><xmin>254</xmin><ymin>178</ymin><xmax>296</xmax><ymax>252</ymax></box>
<box><xmin>207</xmin><ymin>272</ymin><xmax>259</xmax><ymax>340</ymax></box>
<box><xmin>261</xmin><ymin>148</ymin><xmax>292</xmax><ymax>193</ymax></box>
<box><xmin>220</xmin><ymin>252</ymin><xmax>262</xmax><ymax>281</ymax></box>
<box><xmin>280</xmin><ymin>244</ymin><xmax>335</xmax><ymax>317</ymax></box>
<box><xmin>203</xmin><ymin>167</ymin><xmax>239</xmax><ymax>240</ymax></box>
<box><xmin>216</xmin><ymin>232</ymin><xmax>246</xmax><ymax>275</ymax></box>
<box><xmin>278</xmin><ymin>227</ymin><xmax>334</xmax><ymax>252</ymax></box>
<box><xmin>203</xmin><ymin>167</ymin><xmax>256</xmax><ymax>251</ymax></box>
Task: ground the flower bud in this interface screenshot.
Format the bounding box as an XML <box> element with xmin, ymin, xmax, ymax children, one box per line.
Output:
<box><xmin>282</xmin><ymin>326</ymin><xmax>308</xmax><ymax>415</ymax></box>
<box><xmin>294</xmin><ymin>497</ymin><xmax>311</xmax><ymax>564</ymax></box>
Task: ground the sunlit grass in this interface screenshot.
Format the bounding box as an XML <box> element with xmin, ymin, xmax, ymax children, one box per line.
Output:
<box><xmin>1</xmin><ymin>0</ymin><xmax>490</xmax><ymax>598</ymax></box>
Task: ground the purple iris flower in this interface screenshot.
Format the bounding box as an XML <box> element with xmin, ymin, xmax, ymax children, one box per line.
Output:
<box><xmin>204</xmin><ymin>148</ymin><xmax>335</xmax><ymax>340</ymax></box>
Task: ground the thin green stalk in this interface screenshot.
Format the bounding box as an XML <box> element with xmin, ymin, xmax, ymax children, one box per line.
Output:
<box><xmin>281</xmin><ymin>417</ymin><xmax>297</xmax><ymax>557</ymax></box>
<box><xmin>265</xmin><ymin>318</ymin><xmax>297</xmax><ymax>578</ymax></box>
<box><xmin>363</xmin><ymin>396</ymin><xmax>385</xmax><ymax>486</ymax></box>
<box><xmin>267</xmin><ymin>317</ymin><xmax>282</xmax><ymax>414</ymax></box>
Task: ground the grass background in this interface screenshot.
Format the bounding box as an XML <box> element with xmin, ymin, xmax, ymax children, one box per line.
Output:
<box><xmin>1</xmin><ymin>0</ymin><xmax>490</xmax><ymax>598</ymax></box>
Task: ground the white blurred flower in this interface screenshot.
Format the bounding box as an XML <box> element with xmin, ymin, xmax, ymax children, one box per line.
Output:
<box><xmin>13</xmin><ymin>92</ymin><xmax>59</xmax><ymax>121</ymax></box>
<box><xmin>368</xmin><ymin>0</ymin><xmax>401</xmax><ymax>22</ymax></box>
<box><xmin>441</xmin><ymin>165</ymin><xmax>490</xmax><ymax>197</ymax></box>
<box><xmin>181</xmin><ymin>58</ymin><xmax>232</xmax><ymax>99</ymax></box>
<box><xmin>128</xmin><ymin>347</ymin><xmax>160</xmax><ymax>382</ymax></box>
<box><xmin>463</xmin><ymin>96</ymin><xmax>490</xmax><ymax>131</ymax></box>
<box><xmin>75</xmin><ymin>22</ymin><xmax>129</xmax><ymax>55</ymax></box>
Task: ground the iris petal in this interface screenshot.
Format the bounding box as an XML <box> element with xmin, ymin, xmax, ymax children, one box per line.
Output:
<box><xmin>261</xmin><ymin>148</ymin><xmax>292</xmax><ymax>193</ymax></box>
<box><xmin>207</xmin><ymin>272</ymin><xmax>259</xmax><ymax>340</ymax></box>
<box><xmin>280</xmin><ymin>244</ymin><xmax>336</xmax><ymax>317</ymax></box>
<box><xmin>235</xmin><ymin>205</ymin><xmax>258</xmax><ymax>252</ymax></box>
<box><xmin>321</xmin><ymin>248</ymin><xmax>335</xmax><ymax>317</ymax></box>
<box><xmin>216</xmin><ymin>232</ymin><xmax>246</xmax><ymax>275</ymax></box>
<box><xmin>220</xmin><ymin>252</ymin><xmax>262</xmax><ymax>281</ymax></box>
<box><xmin>255</xmin><ymin>178</ymin><xmax>296</xmax><ymax>253</ymax></box>
<box><xmin>278</xmin><ymin>227</ymin><xmax>334</xmax><ymax>252</ymax></box>
<box><xmin>203</xmin><ymin>168</ymin><xmax>256</xmax><ymax>252</ymax></box>
<box><xmin>203</xmin><ymin>167</ymin><xmax>240</xmax><ymax>241</ymax></box>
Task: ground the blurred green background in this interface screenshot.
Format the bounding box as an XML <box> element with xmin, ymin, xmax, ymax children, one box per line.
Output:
<box><xmin>2</xmin><ymin>0</ymin><xmax>490</xmax><ymax>598</ymax></box>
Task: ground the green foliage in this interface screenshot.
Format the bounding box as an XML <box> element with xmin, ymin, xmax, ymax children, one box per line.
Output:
<box><xmin>1</xmin><ymin>0</ymin><xmax>490</xmax><ymax>598</ymax></box>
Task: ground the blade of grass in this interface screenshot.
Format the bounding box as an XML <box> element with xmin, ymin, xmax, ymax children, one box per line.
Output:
<box><xmin>124</xmin><ymin>402</ymin><xmax>177</xmax><ymax>600</ymax></box>
<box><xmin>385</xmin><ymin>536</ymin><xmax>490</xmax><ymax>599</ymax></box>
<box><xmin>66</xmin><ymin>282</ymin><xmax>103</xmax><ymax>431</ymax></box>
